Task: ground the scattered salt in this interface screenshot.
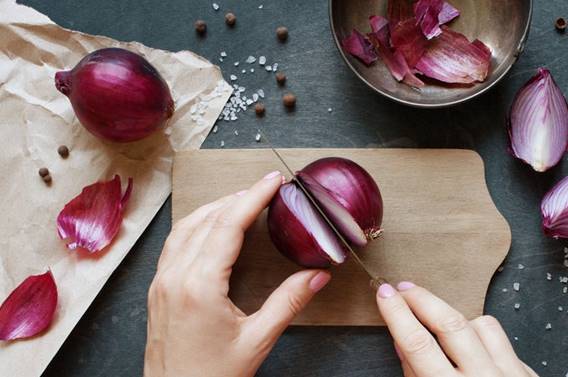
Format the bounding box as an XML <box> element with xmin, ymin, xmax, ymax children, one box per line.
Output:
<box><xmin>230</xmin><ymin>75</ymin><xmax>238</xmax><ymax>81</ymax></box>
<box><xmin>518</xmin><ymin>263</ymin><xmax>525</xmax><ymax>270</ymax></box>
<box><xmin>212</xmin><ymin>125</ymin><xmax>218</xmax><ymax>134</ymax></box>
<box><xmin>252</xmin><ymin>93</ymin><xmax>259</xmax><ymax>102</ymax></box>
<box><xmin>259</xmin><ymin>56</ymin><xmax>267</xmax><ymax>65</ymax></box>
<box><xmin>234</xmin><ymin>61</ymin><xmax>240</xmax><ymax>66</ymax></box>
<box><xmin>246</xmin><ymin>56</ymin><xmax>257</xmax><ymax>64</ymax></box>
<box><xmin>502</xmin><ymin>288</ymin><xmax>508</xmax><ymax>292</ymax></box>
<box><xmin>513</xmin><ymin>282</ymin><xmax>520</xmax><ymax>292</ymax></box>
<box><xmin>547</xmin><ymin>273</ymin><xmax>552</xmax><ymax>281</ymax></box>
<box><xmin>513</xmin><ymin>336</ymin><xmax>519</xmax><ymax>341</ymax></box>
<box><xmin>258</xmin><ymin>4</ymin><xmax>263</xmax><ymax>9</ymax></box>
<box><xmin>212</xmin><ymin>2</ymin><xmax>220</xmax><ymax>10</ymax></box>
<box><xmin>250</xmin><ymin>68</ymin><xmax>255</xmax><ymax>73</ymax></box>
<box><xmin>220</xmin><ymin>51</ymin><xmax>227</xmax><ymax>57</ymax></box>
<box><xmin>258</xmin><ymin>89</ymin><xmax>265</xmax><ymax>98</ymax></box>
<box><xmin>219</xmin><ymin>58</ymin><xmax>224</xmax><ymax>63</ymax></box>
<box><xmin>542</xmin><ymin>361</ymin><xmax>548</xmax><ymax>367</ymax></box>
<box><xmin>559</xmin><ymin>306</ymin><xmax>564</xmax><ymax>312</ymax></box>
<box><xmin>564</xmin><ymin>287</ymin><xmax>568</xmax><ymax>294</ymax></box>
<box><xmin>265</xmin><ymin>66</ymin><xmax>272</xmax><ymax>72</ymax></box>
<box><xmin>514</xmin><ymin>303</ymin><xmax>520</xmax><ymax>310</ymax></box>
<box><xmin>220</xmin><ymin>140</ymin><xmax>225</xmax><ymax>148</ymax></box>
<box><xmin>246</xmin><ymin>99</ymin><xmax>253</xmax><ymax>105</ymax></box>
<box><xmin>328</xmin><ymin>108</ymin><xmax>333</xmax><ymax>112</ymax></box>
<box><xmin>545</xmin><ymin>323</ymin><xmax>552</xmax><ymax>330</ymax></box>
<box><xmin>255</xmin><ymin>132</ymin><xmax>261</xmax><ymax>142</ymax></box>
<box><xmin>272</xmin><ymin>63</ymin><xmax>278</xmax><ymax>71</ymax></box>
<box><xmin>234</xmin><ymin>130</ymin><xmax>239</xmax><ymax>136</ymax></box>
<box><xmin>242</xmin><ymin>69</ymin><xmax>246</xmax><ymax>74</ymax></box>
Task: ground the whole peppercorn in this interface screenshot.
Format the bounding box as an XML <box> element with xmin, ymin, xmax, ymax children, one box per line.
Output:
<box><xmin>38</xmin><ymin>167</ymin><xmax>49</xmax><ymax>178</ymax></box>
<box><xmin>255</xmin><ymin>103</ymin><xmax>266</xmax><ymax>117</ymax></box>
<box><xmin>276</xmin><ymin>72</ymin><xmax>287</xmax><ymax>86</ymax></box>
<box><xmin>283</xmin><ymin>93</ymin><xmax>296</xmax><ymax>109</ymax></box>
<box><xmin>225</xmin><ymin>12</ymin><xmax>237</xmax><ymax>27</ymax></box>
<box><xmin>276</xmin><ymin>26</ymin><xmax>288</xmax><ymax>42</ymax></box>
<box><xmin>42</xmin><ymin>174</ymin><xmax>52</xmax><ymax>184</ymax></box>
<box><xmin>195</xmin><ymin>20</ymin><xmax>207</xmax><ymax>35</ymax></box>
<box><xmin>58</xmin><ymin>145</ymin><xmax>70</xmax><ymax>158</ymax></box>
<box><xmin>556</xmin><ymin>17</ymin><xmax>567</xmax><ymax>32</ymax></box>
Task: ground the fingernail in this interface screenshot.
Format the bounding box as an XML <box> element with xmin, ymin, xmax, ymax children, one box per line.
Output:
<box><xmin>264</xmin><ymin>170</ymin><xmax>281</xmax><ymax>180</ymax></box>
<box><xmin>281</xmin><ymin>175</ymin><xmax>286</xmax><ymax>185</ymax></box>
<box><xmin>394</xmin><ymin>344</ymin><xmax>404</xmax><ymax>361</ymax></box>
<box><xmin>377</xmin><ymin>283</ymin><xmax>396</xmax><ymax>299</ymax></box>
<box><xmin>397</xmin><ymin>281</ymin><xmax>415</xmax><ymax>292</ymax></box>
<box><xmin>309</xmin><ymin>271</ymin><xmax>331</xmax><ymax>293</ymax></box>
<box><xmin>236</xmin><ymin>190</ymin><xmax>247</xmax><ymax>196</ymax></box>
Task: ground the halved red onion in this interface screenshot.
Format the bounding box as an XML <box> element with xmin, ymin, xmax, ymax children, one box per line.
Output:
<box><xmin>57</xmin><ymin>175</ymin><xmax>133</xmax><ymax>253</ymax></box>
<box><xmin>341</xmin><ymin>29</ymin><xmax>377</xmax><ymax>66</ymax></box>
<box><xmin>55</xmin><ymin>48</ymin><xmax>174</xmax><ymax>143</ymax></box>
<box><xmin>267</xmin><ymin>183</ymin><xmax>347</xmax><ymax>268</ymax></box>
<box><xmin>0</xmin><ymin>271</ymin><xmax>57</xmax><ymax>341</ymax></box>
<box><xmin>415</xmin><ymin>26</ymin><xmax>491</xmax><ymax>84</ymax></box>
<box><xmin>299</xmin><ymin>158</ymin><xmax>383</xmax><ymax>247</ymax></box>
<box><xmin>541</xmin><ymin>177</ymin><xmax>568</xmax><ymax>239</ymax></box>
<box><xmin>508</xmin><ymin>68</ymin><xmax>568</xmax><ymax>172</ymax></box>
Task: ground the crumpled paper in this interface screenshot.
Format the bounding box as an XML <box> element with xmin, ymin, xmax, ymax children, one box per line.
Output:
<box><xmin>0</xmin><ymin>1</ymin><xmax>232</xmax><ymax>375</ymax></box>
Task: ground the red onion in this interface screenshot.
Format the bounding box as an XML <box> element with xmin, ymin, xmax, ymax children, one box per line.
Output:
<box><xmin>541</xmin><ymin>176</ymin><xmax>568</xmax><ymax>239</ymax></box>
<box><xmin>55</xmin><ymin>48</ymin><xmax>174</xmax><ymax>143</ymax></box>
<box><xmin>267</xmin><ymin>157</ymin><xmax>383</xmax><ymax>268</ymax></box>
<box><xmin>508</xmin><ymin>68</ymin><xmax>568</xmax><ymax>172</ymax></box>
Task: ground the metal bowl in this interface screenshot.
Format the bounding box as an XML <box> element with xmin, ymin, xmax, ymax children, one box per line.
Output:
<box><xmin>330</xmin><ymin>0</ymin><xmax>533</xmax><ymax>108</ymax></box>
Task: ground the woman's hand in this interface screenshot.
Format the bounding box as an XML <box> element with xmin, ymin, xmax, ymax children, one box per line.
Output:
<box><xmin>144</xmin><ymin>171</ymin><xmax>331</xmax><ymax>377</ymax></box>
<box><xmin>376</xmin><ymin>282</ymin><xmax>538</xmax><ymax>377</ymax></box>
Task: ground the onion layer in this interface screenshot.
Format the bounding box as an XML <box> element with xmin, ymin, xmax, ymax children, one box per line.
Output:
<box><xmin>541</xmin><ymin>176</ymin><xmax>568</xmax><ymax>239</ymax></box>
<box><xmin>55</xmin><ymin>48</ymin><xmax>174</xmax><ymax>143</ymax></box>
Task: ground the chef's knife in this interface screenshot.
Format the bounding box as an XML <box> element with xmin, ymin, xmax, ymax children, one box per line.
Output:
<box><xmin>259</xmin><ymin>131</ymin><xmax>386</xmax><ymax>289</ymax></box>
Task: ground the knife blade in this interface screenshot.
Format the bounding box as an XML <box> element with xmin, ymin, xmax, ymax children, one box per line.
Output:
<box><xmin>259</xmin><ymin>130</ymin><xmax>387</xmax><ymax>290</ymax></box>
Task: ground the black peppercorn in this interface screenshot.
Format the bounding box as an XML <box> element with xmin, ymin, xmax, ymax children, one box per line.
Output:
<box><xmin>38</xmin><ymin>167</ymin><xmax>49</xmax><ymax>178</ymax></box>
<box><xmin>42</xmin><ymin>174</ymin><xmax>52</xmax><ymax>184</ymax></box>
<box><xmin>556</xmin><ymin>17</ymin><xmax>567</xmax><ymax>32</ymax></box>
<box><xmin>276</xmin><ymin>72</ymin><xmax>287</xmax><ymax>86</ymax></box>
<box><xmin>276</xmin><ymin>26</ymin><xmax>288</xmax><ymax>42</ymax></box>
<box><xmin>58</xmin><ymin>145</ymin><xmax>69</xmax><ymax>158</ymax></box>
<box><xmin>283</xmin><ymin>93</ymin><xmax>296</xmax><ymax>109</ymax></box>
<box><xmin>225</xmin><ymin>13</ymin><xmax>236</xmax><ymax>27</ymax></box>
<box><xmin>255</xmin><ymin>103</ymin><xmax>266</xmax><ymax>117</ymax></box>
<box><xmin>195</xmin><ymin>20</ymin><xmax>207</xmax><ymax>35</ymax></box>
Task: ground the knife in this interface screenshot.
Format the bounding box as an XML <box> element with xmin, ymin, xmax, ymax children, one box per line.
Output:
<box><xmin>259</xmin><ymin>130</ymin><xmax>387</xmax><ymax>290</ymax></box>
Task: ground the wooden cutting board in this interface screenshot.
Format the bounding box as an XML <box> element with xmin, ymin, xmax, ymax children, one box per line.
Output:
<box><xmin>172</xmin><ymin>149</ymin><xmax>511</xmax><ymax>326</ymax></box>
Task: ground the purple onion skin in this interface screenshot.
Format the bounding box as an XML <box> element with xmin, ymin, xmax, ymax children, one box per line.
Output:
<box><xmin>300</xmin><ymin>157</ymin><xmax>383</xmax><ymax>242</ymax></box>
<box><xmin>541</xmin><ymin>176</ymin><xmax>568</xmax><ymax>239</ymax></box>
<box><xmin>268</xmin><ymin>184</ymin><xmax>337</xmax><ymax>268</ymax></box>
<box><xmin>508</xmin><ymin>68</ymin><xmax>568</xmax><ymax>172</ymax></box>
<box><xmin>55</xmin><ymin>48</ymin><xmax>174</xmax><ymax>143</ymax></box>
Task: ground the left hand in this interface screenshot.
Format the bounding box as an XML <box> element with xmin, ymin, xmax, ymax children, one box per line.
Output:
<box><xmin>144</xmin><ymin>171</ymin><xmax>331</xmax><ymax>377</ymax></box>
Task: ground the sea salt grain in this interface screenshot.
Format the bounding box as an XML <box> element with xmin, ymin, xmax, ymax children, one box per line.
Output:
<box><xmin>259</xmin><ymin>56</ymin><xmax>267</xmax><ymax>65</ymax></box>
<box><xmin>255</xmin><ymin>132</ymin><xmax>261</xmax><ymax>142</ymax></box>
<box><xmin>250</xmin><ymin>68</ymin><xmax>255</xmax><ymax>73</ymax></box>
<box><xmin>212</xmin><ymin>3</ymin><xmax>220</xmax><ymax>10</ymax></box>
<box><xmin>328</xmin><ymin>108</ymin><xmax>333</xmax><ymax>112</ymax></box>
<box><xmin>252</xmin><ymin>93</ymin><xmax>259</xmax><ymax>102</ymax></box>
<box><xmin>258</xmin><ymin>4</ymin><xmax>263</xmax><ymax>9</ymax></box>
<box><xmin>518</xmin><ymin>264</ymin><xmax>525</xmax><ymax>270</ymax></box>
<box><xmin>542</xmin><ymin>361</ymin><xmax>547</xmax><ymax>367</ymax></box>
<box><xmin>234</xmin><ymin>130</ymin><xmax>239</xmax><ymax>136</ymax></box>
<box><xmin>545</xmin><ymin>323</ymin><xmax>552</xmax><ymax>330</ymax></box>
<box><xmin>230</xmin><ymin>75</ymin><xmax>237</xmax><ymax>81</ymax></box>
<box><xmin>265</xmin><ymin>66</ymin><xmax>272</xmax><ymax>72</ymax></box>
<box><xmin>246</xmin><ymin>56</ymin><xmax>256</xmax><ymax>64</ymax></box>
<box><xmin>212</xmin><ymin>125</ymin><xmax>218</xmax><ymax>134</ymax></box>
<box><xmin>221</xmin><ymin>51</ymin><xmax>227</xmax><ymax>57</ymax></box>
<box><xmin>559</xmin><ymin>306</ymin><xmax>564</xmax><ymax>312</ymax></box>
<box><xmin>564</xmin><ymin>287</ymin><xmax>568</xmax><ymax>294</ymax></box>
<box><xmin>220</xmin><ymin>140</ymin><xmax>225</xmax><ymax>147</ymax></box>
<box><xmin>242</xmin><ymin>69</ymin><xmax>246</xmax><ymax>74</ymax></box>
<box><xmin>234</xmin><ymin>62</ymin><xmax>240</xmax><ymax>66</ymax></box>
<box><xmin>513</xmin><ymin>336</ymin><xmax>519</xmax><ymax>341</ymax></box>
<box><xmin>513</xmin><ymin>282</ymin><xmax>520</xmax><ymax>292</ymax></box>
<box><xmin>547</xmin><ymin>273</ymin><xmax>552</xmax><ymax>281</ymax></box>
<box><xmin>502</xmin><ymin>288</ymin><xmax>508</xmax><ymax>292</ymax></box>
<box><xmin>219</xmin><ymin>58</ymin><xmax>224</xmax><ymax>62</ymax></box>
<box><xmin>514</xmin><ymin>303</ymin><xmax>520</xmax><ymax>310</ymax></box>
<box><xmin>258</xmin><ymin>89</ymin><xmax>265</xmax><ymax>98</ymax></box>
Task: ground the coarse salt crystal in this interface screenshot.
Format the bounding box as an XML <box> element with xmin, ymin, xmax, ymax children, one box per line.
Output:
<box><xmin>258</xmin><ymin>89</ymin><xmax>265</xmax><ymax>98</ymax></box>
<box><xmin>259</xmin><ymin>56</ymin><xmax>266</xmax><ymax>65</ymax></box>
<box><xmin>265</xmin><ymin>66</ymin><xmax>272</xmax><ymax>72</ymax></box>
<box><xmin>250</xmin><ymin>68</ymin><xmax>255</xmax><ymax>73</ymax></box>
<box><xmin>219</xmin><ymin>58</ymin><xmax>224</xmax><ymax>63</ymax></box>
<box><xmin>518</xmin><ymin>263</ymin><xmax>525</xmax><ymax>270</ymax></box>
<box><xmin>238</xmin><ymin>86</ymin><xmax>246</xmax><ymax>92</ymax></box>
<box><xmin>513</xmin><ymin>336</ymin><xmax>518</xmax><ymax>341</ymax></box>
<box><xmin>230</xmin><ymin>75</ymin><xmax>237</xmax><ymax>81</ymax></box>
<box><xmin>242</xmin><ymin>69</ymin><xmax>246</xmax><ymax>74</ymax></box>
<box><xmin>246</xmin><ymin>99</ymin><xmax>253</xmax><ymax>105</ymax></box>
<box><xmin>272</xmin><ymin>63</ymin><xmax>278</xmax><ymax>71</ymax></box>
<box><xmin>513</xmin><ymin>282</ymin><xmax>520</xmax><ymax>291</ymax></box>
<box><xmin>502</xmin><ymin>288</ymin><xmax>508</xmax><ymax>292</ymax></box>
<box><xmin>255</xmin><ymin>132</ymin><xmax>261</xmax><ymax>142</ymax></box>
<box><xmin>258</xmin><ymin>4</ymin><xmax>263</xmax><ymax>9</ymax></box>
<box><xmin>547</xmin><ymin>273</ymin><xmax>552</xmax><ymax>281</ymax></box>
<box><xmin>559</xmin><ymin>306</ymin><xmax>564</xmax><ymax>312</ymax></box>
<box><xmin>234</xmin><ymin>62</ymin><xmax>239</xmax><ymax>66</ymax></box>
<box><xmin>246</xmin><ymin>56</ymin><xmax>256</xmax><ymax>64</ymax></box>
<box><xmin>545</xmin><ymin>323</ymin><xmax>552</xmax><ymax>330</ymax></box>
<box><xmin>212</xmin><ymin>3</ymin><xmax>220</xmax><ymax>10</ymax></box>
<box><xmin>328</xmin><ymin>108</ymin><xmax>333</xmax><ymax>112</ymax></box>
<box><xmin>221</xmin><ymin>51</ymin><xmax>227</xmax><ymax>57</ymax></box>
<box><xmin>542</xmin><ymin>361</ymin><xmax>547</xmax><ymax>367</ymax></box>
<box><xmin>564</xmin><ymin>287</ymin><xmax>568</xmax><ymax>294</ymax></box>
<box><xmin>234</xmin><ymin>130</ymin><xmax>239</xmax><ymax>136</ymax></box>
<box><xmin>514</xmin><ymin>303</ymin><xmax>520</xmax><ymax>310</ymax></box>
<box><xmin>220</xmin><ymin>140</ymin><xmax>225</xmax><ymax>147</ymax></box>
<box><xmin>212</xmin><ymin>125</ymin><xmax>218</xmax><ymax>134</ymax></box>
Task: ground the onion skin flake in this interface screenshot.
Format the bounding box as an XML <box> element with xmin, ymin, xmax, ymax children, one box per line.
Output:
<box><xmin>0</xmin><ymin>271</ymin><xmax>58</xmax><ymax>341</ymax></box>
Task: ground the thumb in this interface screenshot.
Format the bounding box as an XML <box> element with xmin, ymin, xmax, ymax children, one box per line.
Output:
<box><xmin>246</xmin><ymin>270</ymin><xmax>331</xmax><ymax>345</ymax></box>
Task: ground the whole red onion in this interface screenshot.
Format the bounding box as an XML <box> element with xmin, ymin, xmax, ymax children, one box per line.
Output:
<box><xmin>55</xmin><ymin>48</ymin><xmax>174</xmax><ymax>142</ymax></box>
<box><xmin>268</xmin><ymin>157</ymin><xmax>383</xmax><ymax>268</ymax></box>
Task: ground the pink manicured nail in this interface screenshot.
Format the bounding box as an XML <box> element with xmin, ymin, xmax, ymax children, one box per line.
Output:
<box><xmin>397</xmin><ymin>281</ymin><xmax>416</xmax><ymax>291</ymax></box>
<box><xmin>309</xmin><ymin>271</ymin><xmax>331</xmax><ymax>293</ymax></box>
<box><xmin>378</xmin><ymin>283</ymin><xmax>396</xmax><ymax>299</ymax></box>
<box><xmin>263</xmin><ymin>170</ymin><xmax>281</xmax><ymax>180</ymax></box>
<box><xmin>236</xmin><ymin>190</ymin><xmax>247</xmax><ymax>196</ymax></box>
<box><xmin>394</xmin><ymin>344</ymin><xmax>404</xmax><ymax>361</ymax></box>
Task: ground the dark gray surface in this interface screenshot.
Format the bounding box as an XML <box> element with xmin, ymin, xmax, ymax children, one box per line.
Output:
<box><xmin>17</xmin><ymin>0</ymin><xmax>568</xmax><ymax>376</ymax></box>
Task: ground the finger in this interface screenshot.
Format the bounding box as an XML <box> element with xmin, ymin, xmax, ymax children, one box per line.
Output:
<box><xmin>245</xmin><ymin>270</ymin><xmax>330</xmax><ymax>349</ymax></box>
<box><xmin>395</xmin><ymin>344</ymin><xmax>418</xmax><ymax>377</ymax></box>
<box><xmin>201</xmin><ymin>171</ymin><xmax>284</xmax><ymax>270</ymax></box>
<box><xmin>521</xmin><ymin>361</ymin><xmax>540</xmax><ymax>377</ymax></box>
<box><xmin>470</xmin><ymin>315</ymin><xmax>529</xmax><ymax>377</ymax></box>
<box><xmin>376</xmin><ymin>284</ymin><xmax>455</xmax><ymax>377</ymax></box>
<box><xmin>396</xmin><ymin>282</ymin><xmax>498</xmax><ymax>375</ymax></box>
<box><xmin>158</xmin><ymin>193</ymin><xmax>240</xmax><ymax>268</ymax></box>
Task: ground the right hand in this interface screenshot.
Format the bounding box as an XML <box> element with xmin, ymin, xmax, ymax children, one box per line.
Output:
<box><xmin>376</xmin><ymin>282</ymin><xmax>538</xmax><ymax>377</ymax></box>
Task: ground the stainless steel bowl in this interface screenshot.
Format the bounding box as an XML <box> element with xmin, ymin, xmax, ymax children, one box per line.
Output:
<box><xmin>330</xmin><ymin>0</ymin><xmax>533</xmax><ymax>108</ymax></box>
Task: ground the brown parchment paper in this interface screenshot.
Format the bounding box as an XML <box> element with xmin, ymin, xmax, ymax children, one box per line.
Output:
<box><xmin>0</xmin><ymin>1</ymin><xmax>232</xmax><ymax>375</ymax></box>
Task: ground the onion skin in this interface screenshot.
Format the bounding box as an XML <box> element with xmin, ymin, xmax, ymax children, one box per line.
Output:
<box><xmin>268</xmin><ymin>184</ymin><xmax>343</xmax><ymax>268</ymax></box>
<box><xmin>300</xmin><ymin>157</ymin><xmax>383</xmax><ymax>244</ymax></box>
<box><xmin>55</xmin><ymin>48</ymin><xmax>174</xmax><ymax>143</ymax></box>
